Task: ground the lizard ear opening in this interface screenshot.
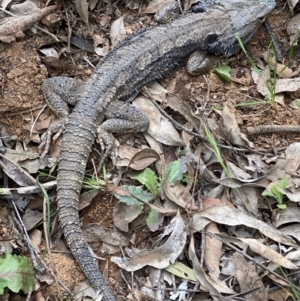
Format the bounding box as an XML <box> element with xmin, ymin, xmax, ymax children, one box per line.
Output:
<box><xmin>207</xmin><ymin>33</ymin><xmax>218</xmax><ymax>44</ymax></box>
<box><xmin>206</xmin><ymin>33</ymin><xmax>223</xmax><ymax>55</ymax></box>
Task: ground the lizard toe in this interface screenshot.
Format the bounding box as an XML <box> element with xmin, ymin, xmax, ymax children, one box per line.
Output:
<box><xmin>39</xmin><ymin>117</ymin><xmax>69</xmax><ymax>158</ymax></box>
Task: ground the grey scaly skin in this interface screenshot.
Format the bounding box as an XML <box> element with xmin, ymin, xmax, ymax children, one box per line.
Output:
<box><xmin>40</xmin><ymin>1</ymin><xmax>276</xmax><ymax>300</ymax></box>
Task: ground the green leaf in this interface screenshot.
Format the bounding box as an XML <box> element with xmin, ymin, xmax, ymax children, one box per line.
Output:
<box><xmin>129</xmin><ymin>168</ymin><xmax>159</xmax><ymax>195</ymax></box>
<box><xmin>165</xmin><ymin>262</ymin><xmax>197</xmax><ymax>281</ymax></box>
<box><xmin>114</xmin><ymin>185</ymin><xmax>153</xmax><ymax>206</ymax></box>
<box><xmin>213</xmin><ymin>65</ymin><xmax>231</xmax><ymax>82</ymax></box>
<box><xmin>270</xmin><ymin>183</ymin><xmax>280</xmax><ymax>197</ymax></box>
<box><xmin>261</xmin><ymin>189</ymin><xmax>275</xmax><ymax>198</ymax></box>
<box><xmin>163</xmin><ymin>156</ymin><xmax>192</xmax><ymax>186</ymax></box>
<box><xmin>166</xmin><ymin>160</ymin><xmax>180</xmax><ymax>185</ymax></box>
<box><xmin>262</xmin><ymin>190</ymin><xmax>276</xmax><ymax>198</ymax></box>
<box><xmin>277</xmin><ymin>203</ymin><xmax>287</xmax><ymax>210</ymax></box>
<box><xmin>279</xmin><ymin>175</ymin><xmax>288</xmax><ymax>190</ymax></box>
<box><xmin>146</xmin><ymin>204</ymin><xmax>164</xmax><ymax>232</ymax></box>
<box><xmin>289</xmin><ymin>99</ymin><xmax>300</xmax><ymax>110</ymax></box>
<box><xmin>0</xmin><ymin>254</ymin><xmax>35</xmax><ymax>294</ymax></box>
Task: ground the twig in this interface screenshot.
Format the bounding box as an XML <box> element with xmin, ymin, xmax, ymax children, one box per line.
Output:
<box><xmin>247</xmin><ymin>124</ymin><xmax>300</xmax><ymax>135</ymax></box>
<box><xmin>0</xmin><ymin>7</ymin><xmax>59</xmax><ymax>42</ymax></box>
<box><xmin>37</xmin><ymin>178</ymin><xmax>62</xmax><ymax>296</ymax></box>
<box><xmin>0</xmin><ymin>180</ymin><xmax>57</xmax><ymax>198</ymax></box>
<box><xmin>11</xmin><ymin>205</ymin><xmax>44</xmax><ymax>273</ymax></box>
<box><xmin>62</xmin><ymin>1</ymin><xmax>72</xmax><ymax>52</ymax></box>
<box><xmin>5</xmin><ymin>104</ymin><xmax>46</xmax><ymax>116</ymax></box>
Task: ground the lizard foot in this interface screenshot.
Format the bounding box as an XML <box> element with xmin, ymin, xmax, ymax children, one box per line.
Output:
<box><xmin>39</xmin><ymin>117</ymin><xmax>69</xmax><ymax>159</ymax></box>
<box><xmin>96</xmin><ymin>128</ymin><xmax>116</xmax><ymax>173</ymax></box>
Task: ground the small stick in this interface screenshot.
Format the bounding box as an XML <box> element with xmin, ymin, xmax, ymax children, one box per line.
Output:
<box><xmin>247</xmin><ymin>124</ymin><xmax>300</xmax><ymax>135</ymax></box>
<box><xmin>0</xmin><ymin>7</ymin><xmax>59</xmax><ymax>42</ymax></box>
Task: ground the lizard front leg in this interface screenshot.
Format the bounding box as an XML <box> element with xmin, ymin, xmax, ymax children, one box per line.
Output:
<box><xmin>97</xmin><ymin>100</ymin><xmax>149</xmax><ymax>171</ymax></box>
<box><xmin>39</xmin><ymin>77</ymin><xmax>84</xmax><ymax>158</ymax></box>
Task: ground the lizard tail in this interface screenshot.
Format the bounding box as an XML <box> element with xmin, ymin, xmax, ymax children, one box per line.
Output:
<box><xmin>56</xmin><ymin>117</ymin><xmax>117</xmax><ymax>301</ymax></box>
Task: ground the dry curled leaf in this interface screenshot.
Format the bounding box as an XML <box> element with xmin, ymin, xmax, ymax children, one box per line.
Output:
<box><xmin>134</xmin><ymin>96</ymin><xmax>185</xmax><ymax>147</ymax></box>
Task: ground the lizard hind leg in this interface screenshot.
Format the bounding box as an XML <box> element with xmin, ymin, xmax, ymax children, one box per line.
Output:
<box><xmin>96</xmin><ymin>100</ymin><xmax>149</xmax><ymax>172</ymax></box>
<box><xmin>39</xmin><ymin>77</ymin><xmax>84</xmax><ymax>159</ymax></box>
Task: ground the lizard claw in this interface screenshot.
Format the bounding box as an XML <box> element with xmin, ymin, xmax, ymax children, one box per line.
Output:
<box><xmin>39</xmin><ymin>117</ymin><xmax>69</xmax><ymax>159</ymax></box>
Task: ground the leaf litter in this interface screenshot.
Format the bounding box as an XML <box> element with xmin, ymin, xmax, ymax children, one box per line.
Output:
<box><xmin>1</xmin><ymin>0</ymin><xmax>300</xmax><ymax>300</ymax></box>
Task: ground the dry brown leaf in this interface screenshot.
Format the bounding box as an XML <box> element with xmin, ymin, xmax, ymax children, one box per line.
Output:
<box><xmin>79</xmin><ymin>190</ymin><xmax>102</xmax><ymax>210</ymax></box>
<box><xmin>233</xmin><ymin>253</ymin><xmax>267</xmax><ymax>301</ymax></box>
<box><xmin>93</xmin><ymin>34</ymin><xmax>110</xmax><ymax>56</ymax></box>
<box><xmin>29</xmin><ymin>229</ymin><xmax>42</xmax><ymax>253</ymax></box>
<box><xmin>110</xmin><ymin>15</ymin><xmax>126</xmax><ymax>46</ymax></box>
<box><xmin>188</xmin><ymin>235</ymin><xmax>224</xmax><ymax>296</ymax></box>
<box><xmin>115</xmin><ymin>145</ymin><xmax>159</xmax><ymax>170</ymax></box>
<box><xmin>134</xmin><ymin>96</ymin><xmax>185</xmax><ymax>146</ymax></box>
<box><xmin>239</xmin><ymin>238</ymin><xmax>298</xmax><ymax>269</ymax></box>
<box><xmin>183</xmin><ymin>0</ymin><xmax>200</xmax><ymax>10</ymax></box>
<box><xmin>275</xmin><ymin>77</ymin><xmax>300</xmax><ymax>93</ymax></box>
<box><xmin>262</xmin><ymin>52</ymin><xmax>294</xmax><ymax>78</ymax></box>
<box><xmin>280</xmin><ymin>224</ymin><xmax>300</xmax><ymax>242</ymax></box>
<box><xmin>287</xmin><ymin>0</ymin><xmax>299</xmax><ymax>10</ymax></box>
<box><xmin>222</xmin><ymin>100</ymin><xmax>246</xmax><ymax>146</ymax></box>
<box><xmin>163</xmin><ymin>180</ymin><xmax>198</xmax><ymax>210</ymax></box>
<box><xmin>73</xmin><ymin>281</ymin><xmax>99</xmax><ymax>300</ymax></box>
<box><xmin>143</xmin><ymin>133</ymin><xmax>166</xmax><ymax>177</ymax></box>
<box><xmin>204</xmin><ymin>223</ymin><xmax>233</xmax><ymax>294</ymax></box>
<box><xmin>165</xmin><ymin>94</ymin><xmax>201</xmax><ymax>131</ymax></box>
<box><xmin>33</xmin><ymin>115</ymin><xmax>53</xmax><ymax>132</ymax></box>
<box><xmin>273</xmin><ymin>207</ymin><xmax>300</xmax><ymax>228</ymax></box>
<box><xmin>75</xmin><ymin>0</ymin><xmax>89</xmax><ymax>26</ymax></box>
<box><xmin>286</xmin><ymin>13</ymin><xmax>300</xmax><ymax>44</ymax></box>
<box><xmin>144</xmin><ymin>81</ymin><xmax>169</xmax><ymax>102</ymax></box>
<box><xmin>143</xmin><ymin>0</ymin><xmax>173</xmax><ymax>14</ymax></box>
<box><xmin>1</xmin><ymin>0</ymin><xmax>13</xmax><ymax>9</ymax></box>
<box><xmin>192</xmin><ymin>205</ymin><xmax>297</xmax><ymax>247</ymax></box>
<box><xmin>0</xmin><ymin>151</ymin><xmax>39</xmax><ymax>185</ymax></box>
<box><xmin>254</xmin><ymin>65</ymin><xmax>300</xmax><ymax>96</ymax></box>
<box><xmin>23</xmin><ymin>208</ymin><xmax>43</xmax><ymax>231</ymax></box>
<box><xmin>266</xmin><ymin>143</ymin><xmax>300</xmax><ymax>202</ymax></box>
<box><xmin>128</xmin><ymin>148</ymin><xmax>160</xmax><ymax>170</ymax></box>
<box><xmin>83</xmin><ymin>223</ymin><xmax>129</xmax><ymax>247</ymax></box>
<box><xmin>89</xmin><ymin>0</ymin><xmax>99</xmax><ymax>11</ymax></box>
<box><xmin>268</xmin><ymin>288</ymin><xmax>292</xmax><ymax>301</ymax></box>
<box><xmin>111</xmin><ymin>212</ymin><xmax>186</xmax><ymax>271</ymax></box>
<box><xmin>113</xmin><ymin>202</ymin><xmax>144</xmax><ymax>232</ymax></box>
<box><xmin>253</xmin><ymin>66</ymin><xmax>270</xmax><ymax>97</ymax></box>
<box><xmin>69</xmin><ymin>35</ymin><xmax>94</xmax><ymax>52</ymax></box>
<box><xmin>145</xmin><ymin>81</ymin><xmax>201</xmax><ymax>131</ymax></box>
